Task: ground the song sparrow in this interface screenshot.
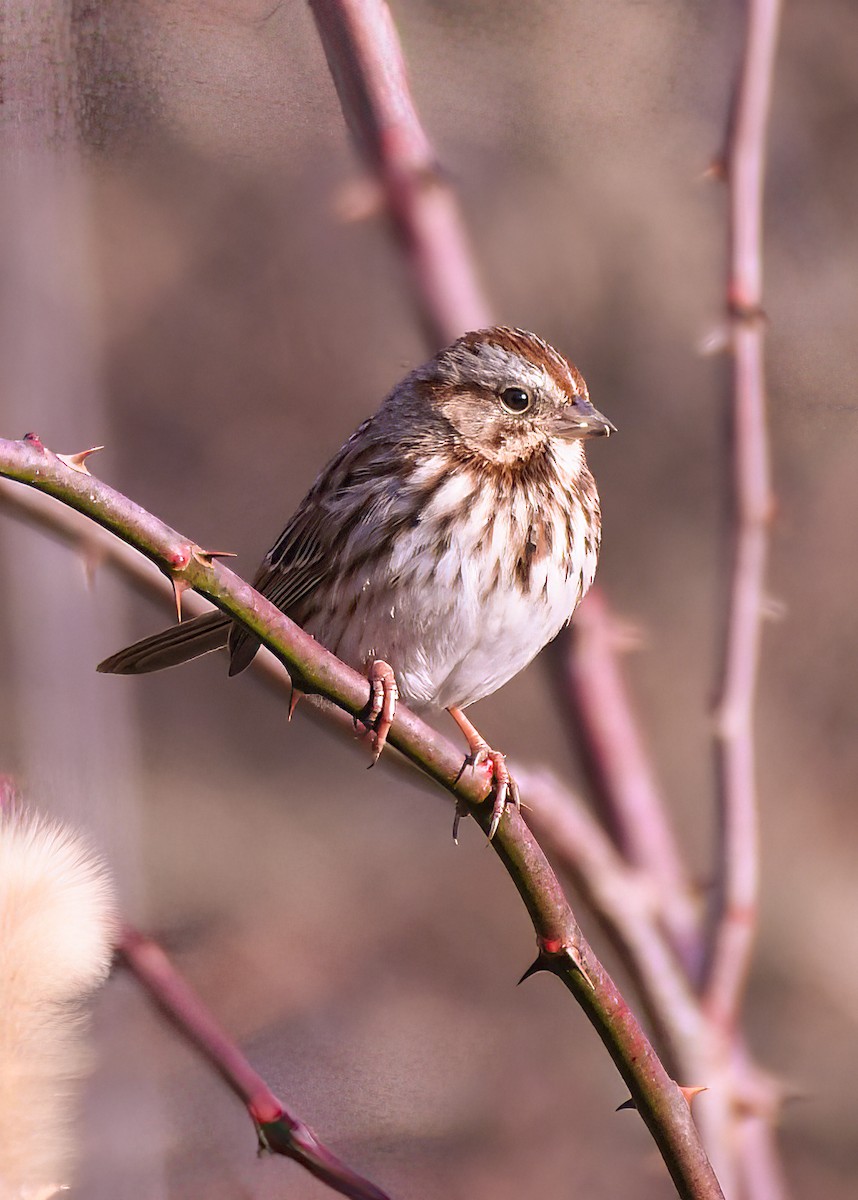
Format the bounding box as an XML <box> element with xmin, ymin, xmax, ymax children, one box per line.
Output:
<box><xmin>98</xmin><ymin>327</ymin><xmax>614</xmax><ymax>837</ymax></box>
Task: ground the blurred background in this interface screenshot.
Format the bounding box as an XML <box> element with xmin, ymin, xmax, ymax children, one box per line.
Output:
<box><xmin>1</xmin><ymin>1</ymin><xmax>856</xmax><ymax>1197</ymax></box>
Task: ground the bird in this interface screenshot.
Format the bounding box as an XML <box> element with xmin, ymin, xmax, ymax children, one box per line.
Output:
<box><xmin>98</xmin><ymin>327</ymin><xmax>614</xmax><ymax>837</ymax></box>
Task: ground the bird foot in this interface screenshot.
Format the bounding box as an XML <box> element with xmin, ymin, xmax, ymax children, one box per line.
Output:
<box><xmin>354</xmin><ymin>659</ymin><xmax>399</xmax><ymax>765</ymax></box>
<box><xmin>448</xmin><ymin>706</ymin><xmax>521</xmax><ymax>840</ymax></box>
<box><xmin>472</xmin><ymin>745</ymin><xmax>521</xmax><ymax>839</ymax></box>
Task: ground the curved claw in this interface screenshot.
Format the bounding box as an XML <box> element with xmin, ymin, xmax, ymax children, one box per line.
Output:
<box><xmin>365</xmin><ymin>659</ymin><xmax>398</xmax><ymax>765</ymax></box>
<box><xmin>486</xmin><ymin>750</ymin><xmax>511</xmax><ymax>839</ymax></box>
<box><xmin>470</xmin><ymin>745</ymin><xmax>521</xmax><ymax>840</ymax></box>
<box><xmin>446</xmin><ymin>706</ymin><xmax>520</xmax><ymax>841</ymax></box>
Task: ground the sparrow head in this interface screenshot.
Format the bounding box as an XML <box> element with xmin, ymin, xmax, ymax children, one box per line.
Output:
<box><xmin>401</xmin><ymin>326</ymin><xmax>615</xmax><ymax>467</ymax></box>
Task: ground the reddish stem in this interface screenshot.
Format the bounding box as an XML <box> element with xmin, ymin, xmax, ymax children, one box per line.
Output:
<box><xmin>117</xmin><ymin>926</ymin><xmax>392</xmax><ymax>1200</ymax></box>
<box><xmin>706</xmin><ymin>0</ymin><xmax>781</xmax><ymax>1036</ymax></box>
<box><xmin>309</xmin><ymin>0</ymin><xmax>493</xmax><ymax>346</ymax></box>
<box><xmin>561</xmin><ymin>595</ymin><xmax>701</xmax><ymax>975</ymax></box>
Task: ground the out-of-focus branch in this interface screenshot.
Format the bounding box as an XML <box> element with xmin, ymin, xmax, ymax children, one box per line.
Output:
<box><xmin>558</xmin><ymin>596</ymin><xmax>701</xmax><ymax>976</ymax></box>
<box><xmin>706</xmin><ymin>0</ymin><xmax>781</xmax><ymax>1036</ymax></box>
<box><xmin>308</xmin><ymin>0</ymin><xmax>493</xmax><ymax>346</ymax></box>
<box><xmin>519</xmin><ymin>768</ymin><xmax>789</xmax><ymax>1199</ymax></box>
<box><xmin>117</xmin><ymin>927</ymin><xmax>392</xmax><ymax>1200</ymax></box>
<box><xmin>0</xmin><ymin>434</ymin><xmax>723</xmax><ymax>1200</ymax></box>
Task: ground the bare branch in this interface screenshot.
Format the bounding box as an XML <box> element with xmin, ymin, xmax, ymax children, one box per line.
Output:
<box><xmin>706</xmin><ymin>0</ymin><xmax>781</xmax><ymax>1035</ymax></box>
<box><xmin>308</xmin><ymin>0</ymin><xmax>493</xmax><ymax>346</ymax></box>
<box><xmin>519</xmin><ymin>768</ymin><xmax>789</xmax><ymax>1199</ymax></box>
<box><xmin>117</xmin><ymin>927</ymin><xmax>392</xmax><ymax>1200</ymax></box>
<box><xmin>559</xmin><ymin>596</ymin><xmax>702</xmax><ymax>976</ymax></box>
<box><xmin>517</xmin><ymin>767</ymin><xmax>706</xmax><ymax>1067</ymax></box>
<box><xmin>0</xmin><ymin>434</ymin><xmax>723</xmax><ymax>1200</ymax></box>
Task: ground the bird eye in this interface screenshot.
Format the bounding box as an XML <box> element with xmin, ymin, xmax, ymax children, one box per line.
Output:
<box><xmin>500</xmin><ymin>386</ymin><xmax>532</xmax><ymax>414</ymax></box>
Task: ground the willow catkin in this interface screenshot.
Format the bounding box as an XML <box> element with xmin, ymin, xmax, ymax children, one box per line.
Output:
<box><xmin>0</xmin><ymin>806</ymin><xmax>117</xmax><ymax>1200</ymax></box>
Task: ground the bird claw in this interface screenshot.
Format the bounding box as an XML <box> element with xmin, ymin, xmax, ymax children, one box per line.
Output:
<box><xmin>453</xmin><ymin>744</ymin><xmax>520</xmax><ymax>840</ymax></box>
<box><xmin>479</xmin><ymin>749</ymin><xmax>519</xmax><ymax>840</ymax></box>
<box><xmin>447</xmin><ymin>706</ymin><xmax>520</xmax><ymax>840</ymax></box>
<box><xmin>359</xmin><ymin>660</ymin><xmax>398</xmax><ymax>765</ymax></box>
<box><xmin>453</xmin><ymin>747</ymin><xmax>520</xmax><ymax>840</ymax></box>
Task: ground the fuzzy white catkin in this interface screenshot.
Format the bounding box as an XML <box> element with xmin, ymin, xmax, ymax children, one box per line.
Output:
<box><xmin>0</xmin><ymin>806</ymin><xmax>117</xmax><ymax>1200</ymax></box>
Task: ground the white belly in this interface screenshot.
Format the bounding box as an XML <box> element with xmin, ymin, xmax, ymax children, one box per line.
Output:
<box><xmin>316</xmin><ymin>457</ymin><xmax>599</xmax><ymax>712</ymax></box>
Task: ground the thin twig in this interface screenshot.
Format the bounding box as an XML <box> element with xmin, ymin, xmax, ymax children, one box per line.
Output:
<box><xmin>117</xmin><ymin>927</ymin><xmax>392</xmax><ymax>1200</ymax></box>
<box><xmin>706</xmin><ymin>0</ymin><xmax>781</xmax><ymax>1036</ymax></box>
<box><xmin>308</xmin><ymin>0</ymin><xmax>493</xmax><ymax>346</ymax></box>
<box><xmin>558</xmin><ymin>596</ymin><xmax>702</xmax><ymax>976</ymax></box>
<box><xmin>0</xmin><ymin>434</ymin><xmax>723</xmax><ymax>1200</ymax></box>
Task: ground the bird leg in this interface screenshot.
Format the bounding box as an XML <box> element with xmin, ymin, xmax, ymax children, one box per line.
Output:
<box><xmin>447</xmin><ymin>706</ymin><xmax>521</xmax><ymax>840</ymax></box>
<box><xmin>356</xmin><ymin>659</ymin><xmax>399</xmax><ymax>765</ymax></box>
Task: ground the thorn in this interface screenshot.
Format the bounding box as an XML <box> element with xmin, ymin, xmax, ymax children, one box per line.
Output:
<box><xmin>616</xmin><ymin>1097</ymin><xmax>636</xmax><ymax>1112</ymax></box>
<box><xmin>761</xmin><ymin>594</ymin><xmax>787</xmax><ymax>622</ymax></box>
<box><xmin>57</xmin><ymin>445</ymin><xmax>104</xmax><ymax>475</ymax></box>
<box><xmin>193</xmin><ymin>547</ymin><xmax>238</xmax><ymax>566</ymax></box>
<box><xmin>451</xmin><ymin>799</ymin><xmax>468</xmax><ymax>844</ymax></box>
<box><xmin>532</xmin><ymin>936</ymin><xmax>595</xmax><ymax>986</ymax></box>
<box><xmin>332</xmin><ymin>176</ymin><xmax>385</xmax><ymax>223</ymax></box>
<box><xmin>679</xmin><ymin>1085</ymin><xmax>708</xmax><ymax>1108</ymax></box>
<box><xmin>81</xmin><ymin>545</ymin><xmax>106</xmax><ymax>590</ymax></box>
<box><xmin>517</xmin><ymin>956</ymin><xmax>549</xmax><ymax>985</ymax></box>
<box><xmin>287</xmin><ymin>686</ymin><xmax>302</xmax><ymax>722</ymax></box>
<box><xmin>702</xmin><ymin>157</ymin><xmax>727</xmax><ymax>182</ymax></box>
<box><xmin>697</xmin><ymin>324</ymin><xmax>731</xmax><ymax>357</ymax></box>
<box><xmin>564</xmin><ymin>945</ymin><xmax>595</xmax><ymax>990</ymax></box>
<box><xmin>605</xmin><ymin>617</ymin><xmax>645</xmax><ymax>654</ymax></box>
<box><xmin>171</xmin><ymin>577</ymin><xmax>191</xmax><ymax>623</ymax></box>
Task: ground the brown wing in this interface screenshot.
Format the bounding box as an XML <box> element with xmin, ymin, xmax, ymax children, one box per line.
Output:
<box><xmin>226</xmin><ymin>416</ymin><xmax>376</xmax><ymax>675</ymax></box>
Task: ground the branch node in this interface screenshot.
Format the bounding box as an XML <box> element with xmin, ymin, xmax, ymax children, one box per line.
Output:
<box><xmin>167</xmin><ymin>547</ymin><xmax>193</xmax><ymax>570</ymax></box>
<box><xmin>532</xmin><ymin>938</ymin><xmax>596</xmax><ymax>990</ymax></box>
<box><xmin>727</xmin><ymin>296</ymin><xmax>767</xmax><ymax>325</ymax></box>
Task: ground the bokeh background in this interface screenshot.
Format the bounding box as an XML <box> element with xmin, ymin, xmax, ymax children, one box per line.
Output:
<box><xmin>1</xmin><ymin>1</ymin><xmax>857</xmax><ymax>1197</ymax></box>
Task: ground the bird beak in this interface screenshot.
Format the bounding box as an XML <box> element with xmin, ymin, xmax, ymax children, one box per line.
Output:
<box><xmin>554</xmin><ymin>399</ymin><xmax>617</xmax><ymax>440</ymax></box>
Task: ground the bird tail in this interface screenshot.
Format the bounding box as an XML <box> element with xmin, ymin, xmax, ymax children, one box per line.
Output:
<box><xmin>0</xmin><ymin>801</ymin><xmax>117</xmax><ymax>1197</ymax></box>
<box><xmin>97</xmin><ymin>610</ymin><xmax>232</xmax><ymax>675</ymax></box>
